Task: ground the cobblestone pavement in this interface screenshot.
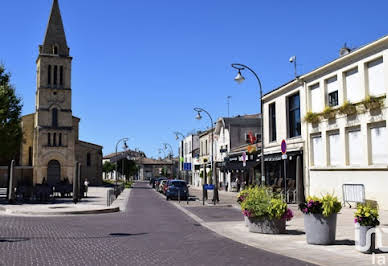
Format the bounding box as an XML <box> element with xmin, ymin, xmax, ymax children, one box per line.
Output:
<box><xmin>0</xmin><ymin>182</ymin><xmax>312</xmax><ymax>266</ymax></box>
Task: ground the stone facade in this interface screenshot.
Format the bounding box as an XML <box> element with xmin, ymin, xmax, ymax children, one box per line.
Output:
<box><xmin>16</xmin><ymin>0</ymin><xmax>102</xmax><ymax>186</ymax></box>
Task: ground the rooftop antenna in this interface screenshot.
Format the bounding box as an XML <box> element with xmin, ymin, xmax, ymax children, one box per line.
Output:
<box><xmin>289</xmin><ymin>56</ymin><xmax>297</xmax><ymax>78</ymax></box>
<box><xmin>227</xmin><ymin>96</ymin><xmax>232</xmax><ymax>117</ymax></box>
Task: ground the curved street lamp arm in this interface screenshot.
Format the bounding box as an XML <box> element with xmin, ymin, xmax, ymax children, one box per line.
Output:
<box><xmin>194</xmin><ymin>107</ymin><xmax>213</xmax><ymax>126</ymax></box>
<box><xmin>174</xmin><ymin>131</ymin><xmax>185</xmax><ymax>139</ymax></box>
<box><xmin>231</xmin><ymin>63</ymin><xmax>263</xmax><ymax>93</ymax></box>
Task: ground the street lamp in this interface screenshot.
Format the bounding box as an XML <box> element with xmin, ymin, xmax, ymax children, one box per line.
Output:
<box><xmin>163</xmin><ymin>143</ymin><xmax>174</xmax><ymax>158</ymax></box>
<box><xmin>115</xmin><ymin>137</ymin><xmax>129</xmax><ymax>187</ymax></box>
<box><xmin>194</xmin><ymin>107</ymin><xmax>219</xmax><ymax>203</ymax></box>
<box><xmin>174</xmin><ymin>131</ymin><xmax>185</xmax><ymax>140</ymax></box>
<box><xmin>174</xmin><ymin>132</ymin><xmax>185</xmax><ymax>180</ymax></box>
<box><xmin>231</xmin><ymin>63</ymin><xmax>266</xmax><ymax>186</ymax></box>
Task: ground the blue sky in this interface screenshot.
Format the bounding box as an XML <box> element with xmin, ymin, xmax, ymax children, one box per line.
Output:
<box><xmin>1</xmin><ymin>0</ymin><xmax>387</xmax><ymax>158</ymax></box>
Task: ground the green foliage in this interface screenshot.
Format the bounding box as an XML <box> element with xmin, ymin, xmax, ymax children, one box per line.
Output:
<box><xmin>240</xmin><ymin>186</ymin><xmax>288</xmax><ymax>220</ymax></box>
<box><xmin>199</xmin><ymin>171</ymin><xmax>203</xmax><ymax>178</ymax></box>
<box><xmin>321</xmin><ymin>194</ymin><xmax>342</xmax><ymax>217</ymax></box>
<box><xmin>117</xmin><ymin>159</ymin><xmax>138</xmax><ymax>181</ymax></box>
<box><xmin>354</xmin><ymin>202</ymin><xmax>380</xmax><ymax>227</ymax></box>
<box><xmin>321</xmin><ymin>106</ymin><xmax>336</xmax><ymax>119</ymax></box>
<box><xmin>339</xmin><ymin>100</ymin><xmax>357</xmax><ymax>115</ymax></box>
<box><xmin>0</xmin><ymin>65</ymin><xmax>23</xmax><ymax>165</ymax></box>
<box><xmin>304</xmin><ymin>111</ymin><xmax>321</xmax><ymax>124</ymax></box>
<box><xmin>361</xmin><ymin>96</ymin><xmax>383</xmax><ymax>110</ymax></box>
<box><xmin>102</xmin><ymin>161</ymin><xmax>115</xmax><ymax>174</ymax></box>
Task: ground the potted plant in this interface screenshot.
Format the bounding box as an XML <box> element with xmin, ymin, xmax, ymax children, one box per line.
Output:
<box><xmin>304</xmin><ymin>111</ymin><xmax>321</xmax><ymax>124</ymax></box>
<box><xmin>362</xmin><ymin>96</ymin><xmax>383</xmax><ymax>111</ymax></box>
<box><xmin>339</xmin><ymin>101</ymin><xmax>357</xmax><ymax>116</ymax></box>
<box><xmin>354</xmin><ymin>201</ymin><xmax>379</xmax><ymax>253</ymax></box>
<box><xmin>321</xmin><ymin>106</ymin><xmax>336</xmax><ymax>120</ymax></box>
<box><xmin>241</xmin><ymin>186</ymin><xmax>293</xmax><ymax>234</ymax></box>
<box><xmin>299</xmin><ymin>194</ymin><xmax>342</xmax><ymax>244</ymax></box>
<box><xmin>237</xmin><ymin>188</ymin><xmax>251</xmax><ymax>227</ymax></box>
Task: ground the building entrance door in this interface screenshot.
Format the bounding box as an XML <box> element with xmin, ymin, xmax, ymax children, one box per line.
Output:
<box><xmin>47</xmin><ymin>160</ymin><xmax>61</xmax><ymax>185</ymax></box>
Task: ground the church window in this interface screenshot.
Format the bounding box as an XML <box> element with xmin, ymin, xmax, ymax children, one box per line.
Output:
<box><xmin>87</xmin><ymin>153</ymin><xmax>91</xmax><ymax>166</ymax></box>
<box><xmin>53</xmin><ymin>45</ymin><xmax>58</xmax><ymax>55</ymax></box>
<box><xmin>53</xmin><ymin>133</ymin><xmax>57</xmax><ymax>146</ymax></box>
<box><xmin>52</xmin><ymin>108</ymin><xmax>58</xmax><ymax>128</ymax></box>
<box><xmin>28</xmin><ymin>147</ymin><xmax>32</xmax><ymax>166</ymax></box>
<box><xmin>48</xmin><ymin>133</ymin><xmax>51</xmax><ymax>146</ymax></box>
<box><xmin>59</xmin><ymin>133</ymin><xmax>62</xmax><ymax>146</ymax></box>
<box><xmin>48</xmin><ymin>65</ymin><xmax>51</xmax><ymax>85</ymax></box>
<box><xmin>54</xmin><ymin>65</ymin><xmax>58</xmax><ymax>85</ymax></box>
<box><xmin>60</xmin><ymin>66</ymin><xmax>64</xmax><ymax>85</ymax></box>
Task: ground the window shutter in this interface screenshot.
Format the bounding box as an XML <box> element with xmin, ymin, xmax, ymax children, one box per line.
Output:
<box><xmin>367</xmin><ymin>58</ymin><xmax>384</xmax><ymax>96</ymax></box>
<box><xmin>329</xmin><ymin>133</ymin><xmax>341</xmax><ymax>166</ymax></box>
<box><xmin>345</xmin><ymin>68</ymin><xmax>361</xmax><ymax>103</ymax></box>
<box><xmin>371</xmin><ymin>125</ymin><xmax>388</xmax><ymax>164</ymax></box>
<box><xmin>348</xmin><ymin>129</ymin><xmax>362</xmax><ymax>165</ymax></box>
<box><xmin>327</xmin><ymin>76</ymin><xmax>338</xmax><ymax>94</ymax></box>
<box><xmin>310</xmin><ymin>84</ymin><xmax>321</xmax><ymax>112</ymax></box>
<box><xmin>312</xmin><ymin>135</ymin><xmax>323</xmax><ymax>166</ymax></box>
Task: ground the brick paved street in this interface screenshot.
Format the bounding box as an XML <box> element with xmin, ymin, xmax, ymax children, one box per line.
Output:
<box><xmin>0</xmin><ymin>182</ymin><xmax>312</xmax><ymax>266</ymax></box>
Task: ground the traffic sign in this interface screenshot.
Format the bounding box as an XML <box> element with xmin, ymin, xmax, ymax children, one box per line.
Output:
<box><xmin>204</xmin><ymin>184</ymin><xmax>214</xmax><ymax>190</ymax></box>
<box><xmin>281</xmin><ymin>139</ymin><xmax>287</xmax><ymax>154</ymax></box>
<box><xmin>282</xmin><ymin>154</ymin><xmax>287</xmax><ymax>160</ymax></box>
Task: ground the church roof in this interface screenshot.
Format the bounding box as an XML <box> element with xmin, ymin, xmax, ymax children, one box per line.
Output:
<box><xmin>41</xmin><ymin>0</ymin><xmax>69</xmax><ymax>56</ymax></box>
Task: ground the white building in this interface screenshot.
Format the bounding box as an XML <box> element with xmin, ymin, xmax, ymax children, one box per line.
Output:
<box><xmin>179</xmin><ymin>134</ymin><xmax>199</xmax><ymax>185</ymax></box>
<box><xmin>263</xmin><ymin>35</ymin><xmax>388</xmax><ymax>209</ymax></box>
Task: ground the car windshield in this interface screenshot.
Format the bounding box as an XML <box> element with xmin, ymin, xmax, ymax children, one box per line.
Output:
<box><xmin>171</xmin><ymin>181</ymin><xmax>186</xmax><ymax>187</ymax></box>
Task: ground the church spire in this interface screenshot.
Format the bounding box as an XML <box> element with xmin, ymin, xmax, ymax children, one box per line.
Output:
<box><xmin>40</xmin><ymin>0</ymin><xmax>69</xmax><ymax>56</ymax></box>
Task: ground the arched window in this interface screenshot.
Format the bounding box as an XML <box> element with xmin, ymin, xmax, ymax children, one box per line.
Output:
<box><xmin>59</xmin><ymin>133</ymin><xmax>62</xmax><ymax>146</ymax></box>
<box><xmin>28</xmin><ymin>147</ymin><xmax>32</xmax><ymax>166</ymax></box>
<box><xmin>52</xmin><ymin>108</ymin><xmax>58</xmax><ymax>128</ymax></box>
<box><xmin>53</xmin><ymin>133</ymin><xmax>57</xmax><ymax>146</ymax></box>
<box><xmin>48</xmin><ymin>133</ymin><xmax>51</xmax><ymax>146</ymax></box>
<box><xmin>60</xmin><ymin>66</ymin><xmax>64</xmax><ymax>85</ymax></box>
<box><xmin>54</xmin><ymin>66</ymin><xmax>58</xmax><ymax>85</ymax></box>
<box><xmin>87</xmin><ymin>153</ymin><xmax>91</xmax><ymax>167</ymax></box>
<box><xmin>52</xmin><ymin>45</ymin><xmax>58</xmax><ymax>55</ymax></box>
<box><xmin>48</xmin><ymin>65</ymin><xmax>51</xmax><ymax>85</ymax></box>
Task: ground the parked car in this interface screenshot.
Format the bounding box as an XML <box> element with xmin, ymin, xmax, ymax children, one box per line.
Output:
<box><xmin>149</xmin><ymin>177</ymin><xmax>157</xmax><ymax>188</ymax></box>
<box><xmin>162</xmin><ymin>181</ymin><xmax>169</xmax><ymax>195</ymax></box>
<box><xmin>154</xmin><ymin>177</ymin><xmax>167</xmax><ymax>190</ymax></box>
<box><xmin>158</xmin><ymin>180</ymin><xmax>168</xmax><ymax>193</ymax></box>
<box><xmin>166</xmin><ymin>180</ymin><xmax>189</xmax><ymax>200</ymax></box>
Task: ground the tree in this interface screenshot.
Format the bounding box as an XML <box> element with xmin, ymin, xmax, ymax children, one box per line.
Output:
<box><xmin>102</xmin><ymin>161</ymin><xmax>115</xmax><ymax>179</ymax></box>
<box><xmin>0</xmin><ymin>65</ymin><xmax>23</xmax><ymax>165</ymax></box>
<box><xmin>117</xmin><ymin>159</ymin><xmax>138</xmax><ymax>182</ymax></box>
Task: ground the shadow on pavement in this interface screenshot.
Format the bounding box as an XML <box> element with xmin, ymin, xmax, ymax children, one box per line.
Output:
<box><xmin>109</xmin><ymin>233</ymin><xmax>148</xmax><ymax>237</ymax></box>
<box><xmin>285</xmin><ymin>230</ymin><xmax>305</xmax><ymax>235</ymax></box>
<box><xmin>334</xmin><ymin>239</ymin><xmax>355</xmax><ymax>245</ymax></box>
<box><xmin>0</xmin><ymin>237</ymin><xmax>30</xmax><ymax>243</ymax></box>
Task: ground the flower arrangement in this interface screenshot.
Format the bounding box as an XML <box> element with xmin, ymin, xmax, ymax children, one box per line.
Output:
<box><xmin>338</xmin><ymin>101</ymin><xmax>357</xmax><ymax>116</ymax></box>
<box><xmin>237</xmin><ymin>188</ymin><xmax>250</xmax><ymax>204</ymax></box>
<box><xmin>299</xmin><ymin>194</ymin><xmax>342</xmax><ymax>217</ymax></box>
<box><xmin>304</xmin><ymin>111</ymin><xmax>321</xmax><ymax>124</ymax></box>
<box><xmin>361</xmin><ymin>96</ymin><xmax>383</xmax><ymax>111</ymax></box>
<box><xmin>354</xmin><ymin>202</ymin><xmax>380</xmax><ymax>227</ymax></box>
<box><xmin>321</xmin><ymin>106</ymin><xmax>337</xmax><ymax>119</ymax></box>
<box><xmin>240</xmin><ymin>186</ymin><xmax>293</xmax><ymax>221</ymax></box>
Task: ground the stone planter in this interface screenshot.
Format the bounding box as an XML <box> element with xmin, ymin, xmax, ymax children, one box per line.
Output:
<box><xmin>247</xmin><ymin>217</ymin><xmax>286</xmax><ymax>234</ymax></box>
<box><xmin>355</xmin><ymin>223</ymin><xmax>376</xmax><ymax>253</ymax></box>
<box><xmin>304</xmin><ymin>213</ymin><xmax>337</xmax><ymax>245</ymax></box>
<box><xmin>244</xmin><ymin>215</ymin><xmax>249</xmax><ymax>227</ymax></box>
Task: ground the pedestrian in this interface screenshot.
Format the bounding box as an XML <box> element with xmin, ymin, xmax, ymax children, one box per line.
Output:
<box><xmin>237</xmin><ymin>178</ymin><xmax>241</xmax><ymax>192</ymax></box>
<box><xmin>225</xmin><ymin>182</ymin><xmax>229</xmax><ymax>192</ymax></box>
<box><xmin>84</xmin><ymin>178</ymin><xmax>89</xmax><ymax>198</ymax></box>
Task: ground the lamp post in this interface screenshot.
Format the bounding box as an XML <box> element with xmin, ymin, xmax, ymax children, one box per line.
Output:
<box><xmin>163</xmin><ymin>143</ymin><xmax>174</xmax><ymax>177</ymax></box>
<box><xmin>194</xmin><ymin>107</ymin><xmax>219</xmax><ymax>203</ymax></box>
<box><xmin>115</xmin><ymin>137</ymin><xmax>128</xmax><ymax>187</ymax></box>
<box><xmin>231</xmin><ymin>63</ymin><xmax>265</xmax><ymax>185</ymax></box>
<box><xmin>174</xmin><ymin>132</ymin><xmax>185</xmax><ymax>180</ymax></box>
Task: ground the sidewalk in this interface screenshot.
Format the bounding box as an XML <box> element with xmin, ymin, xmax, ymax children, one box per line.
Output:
<box><xmin>173</xmin><ymin>186</ymin><xmax>388</xmax><ymax>265</ymax></box>
<box><xmin>0</xmin><ymin>186</ymin><xmax>130</xmax><ymax>216</ymax></box>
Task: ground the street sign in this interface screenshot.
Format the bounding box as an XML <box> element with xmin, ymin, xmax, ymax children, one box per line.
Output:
<box><xmin>242</xmin><ymin>152</ymin><xmax>247</xmax><ymax>167</ymax></box>
<box><xmin>282</xmin><ymin>154</ymin><xmax>287</xmax><ymax>160</ymax></box>
<box><xmin>281</xmin><ymin>139</ymin><xmax>287</xmax><ymax>154</ymax></box>
<box><xmin>204</xmin><ymin>184</ymin><xmax>214</xmax><ymax>190</ymax></box>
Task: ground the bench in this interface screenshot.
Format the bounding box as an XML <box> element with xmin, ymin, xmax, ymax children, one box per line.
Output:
<box><xmin>0</xmin><ymin>188</ymin><xmax>7</xmax><ymax>199</ymax></box>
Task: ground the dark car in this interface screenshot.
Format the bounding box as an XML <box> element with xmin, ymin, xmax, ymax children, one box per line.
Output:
<box><xmin>149</xmin><ymin>177</ymin><xmax>157</xmax><ymax>188</ymax></box>
<box><xmin>166</xmin><ymin>180</ymin><xmax>189</xmax><ymax>200</ymax></box>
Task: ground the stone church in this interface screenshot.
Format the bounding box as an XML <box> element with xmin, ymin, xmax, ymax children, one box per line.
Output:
<box><xmin>18</xmin><ymin>0</ymin><xmax>102</xmax><ymax>186</ymax></box>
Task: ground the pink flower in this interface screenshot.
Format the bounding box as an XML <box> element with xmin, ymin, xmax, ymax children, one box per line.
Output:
<box><xmin>282</xmin><ymin>208</ymin><xmax>294</xmax><ymax>221</ymax></box>
<box><xmin>354</xmin><ymin>218</ymin><xmax>358</xmax><ymax>223</ymax></box>
<box><xmin>303</xmin><ymin>208</ymin><xmax>308</xmax><ymax>213</ymax></box>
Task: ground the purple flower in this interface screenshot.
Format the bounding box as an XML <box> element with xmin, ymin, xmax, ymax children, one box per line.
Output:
<box><xmin>303</xmin><ymin>208</ymin><xmax>308</xmax><ymax>213</ymax></box>
<box><xmin>283</xmin><ymin>208</ymin><xmax>294</xmax><ymax>221</ymax></box>
<box><xmin>354</xmin><ymin>218</ymin><xmax>358</xmax><ymax>223</ymax></box>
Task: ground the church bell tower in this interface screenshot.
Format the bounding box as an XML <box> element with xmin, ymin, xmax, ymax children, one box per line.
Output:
<box><xmin>33</xmin><ymin>0</ymin><xmax>75</xmax><ymax>185</ymax></box>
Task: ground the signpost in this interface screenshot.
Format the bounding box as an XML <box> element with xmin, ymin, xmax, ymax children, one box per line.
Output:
<box><xmin>281</xmin><ymin>140</ymin><xmax>287</xmax><ymax>202</ymax></box>
<box><xmin>242</xmin><ymin>152</ymin><xmax>247</xmax><ymax>167</ymax></box>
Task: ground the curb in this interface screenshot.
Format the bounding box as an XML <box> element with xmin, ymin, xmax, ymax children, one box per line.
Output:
<box><xmin>3</xmin><ymin>206</ymin><xmax>120</xmax><ymax>216</ymax></box>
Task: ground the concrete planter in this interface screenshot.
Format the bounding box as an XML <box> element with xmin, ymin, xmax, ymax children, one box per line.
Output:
<box><xmin>244</xmin><ymin>215</ymin><xmax>249</xmax><ymax>227</ymax></box>
<box><xmin>304</xmin><ymin>213</ymin><xmax>337</xmax><ymax>245</ymax></box>
<box><xmin>355</xmin><ymin>223</ymin><xmax>376</xmax><ymax>253</ymax></box>
<box><xmin>247</xmin><ymin>217</ymin><xmax>286</xmax><ymax>234</ymax></box>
